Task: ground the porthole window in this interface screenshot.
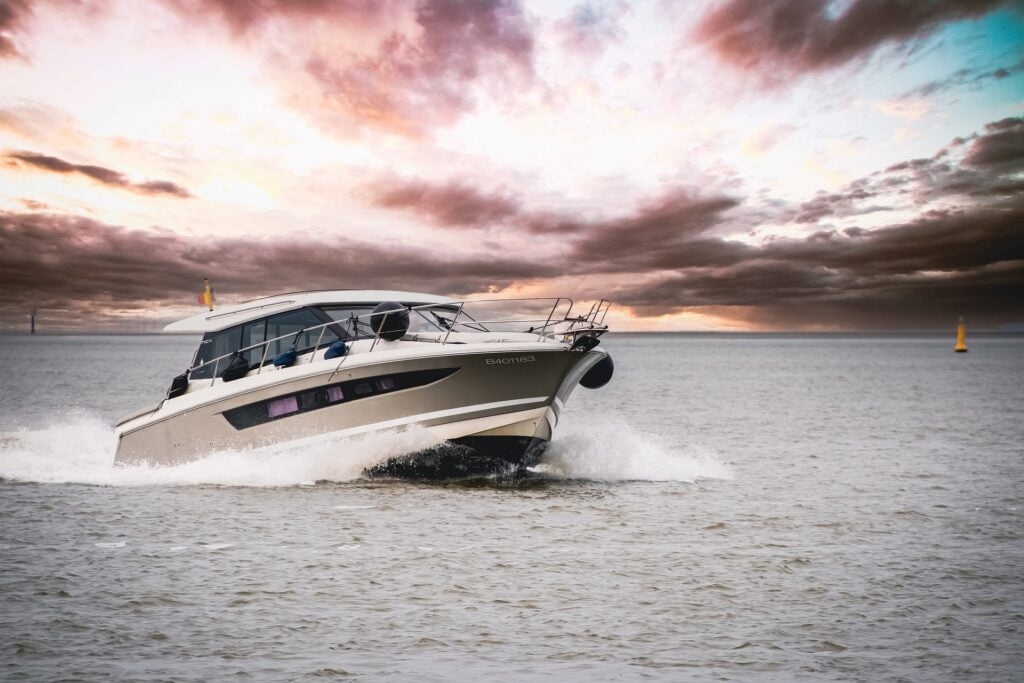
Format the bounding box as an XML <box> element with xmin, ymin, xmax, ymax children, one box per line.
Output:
<box><xmin>222</xmin><ymin>367</ymin><xmax>459</xmax><ymax>429</ymax></box>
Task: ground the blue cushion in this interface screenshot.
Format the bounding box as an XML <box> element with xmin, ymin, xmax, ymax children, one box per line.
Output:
<box><xmin>273</xmin><ymin>348</ymin><xmax>297</xmax><ymax>368</ymax></box>
<box><xmin>324</xmin><ymin>340</ymin><xmax>348</xmax><ymax>359</ymax></box>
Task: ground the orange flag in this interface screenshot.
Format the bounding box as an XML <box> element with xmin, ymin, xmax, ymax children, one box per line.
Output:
<box><xmin>197</xmin><ymin>279</ymin><xmax>215</xmax><ymax>311</ymax></box>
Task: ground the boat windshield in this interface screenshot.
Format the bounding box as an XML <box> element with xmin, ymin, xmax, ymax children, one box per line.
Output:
<box><xmin>318</xmin><ymin>304</ymin><xmax>477</xmax><ymax>336</ymax></box>
<box><xmin>188</xmin><ymin>303</ymin><xmax>489</xmax><ymax>379</ymax></box>
<box><xmin>190</xmin><ymin>307</ymin><xmax>343</xmax><ymax>379</ymax></box>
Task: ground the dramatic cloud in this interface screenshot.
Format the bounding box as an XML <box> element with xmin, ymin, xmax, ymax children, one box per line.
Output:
<box><xmin>694</xmin><ymin>0</ymin><xmax>1008</xmax><ymax>79</ymax></box>
<box><xmin>2</xmin><ymin>3</ymin><xmax>1021</xmax><ymax>331</ymax></box>
<box><xmin>0</xmin><ymin>210</ymin><xmax>559</xmax><ymax>325</ymax></box>
<box><xmin>762</xmin><ymin>201</ymin><xmax>1024</xmax><ymax>275</ymax></box>
<box><xmin>961</xmin><ymin>117</ymin><xmax>1024</xmax><ymax>171</ymax></box>
<box><xmin>615</xmin><ymin>197</ymin><xmax>1024</xmax><ymax>328</ymax></box>
<box><xmin>4</xmin><ymin>191</ymin><xmax>1021</xmax><ymax>330</ymax></box>
<box><xmin>570</xmin><ymin>192</ymin><xmax>741</xmax><ymax>269</ymax></box>
<box><xmin>780</xmin><ymin>116</ymin><xmax>1024</xmax><ymax>223</ymax></box>
<box><xmin>4</xmin><ymin>1</ymin><xmax>535</xmax><ymax>136</ymax></box>
<box><xmin>5</xmin><ymin>150</ymin><xmax>192</xmax><ymax>198</ymax></box>
<box><xmin>298</xmin><ymin>0</ymin><xmax>535</xmax><ymax>135</ymax></box>
<box><xmin>371</xmin><ymin>177</ymin><xmax>520</xmax><ymax>228</ymax></box>
<box><xmin>368</xmin><ymin>176</ymin><xmax>742</xmax><ymax>251</ymax></box>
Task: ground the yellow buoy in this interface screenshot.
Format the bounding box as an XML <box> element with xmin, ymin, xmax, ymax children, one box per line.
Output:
<box><xmin>954</xmin><ymin>317</ymin><xmax>968</xmax><ymax>353</ymax></box>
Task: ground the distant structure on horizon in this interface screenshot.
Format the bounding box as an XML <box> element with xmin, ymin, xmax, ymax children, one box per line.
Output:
<box><xmin>30</xmin><ymin>308</ymin><xmax>36</xmax><ymax>335</ymax></box>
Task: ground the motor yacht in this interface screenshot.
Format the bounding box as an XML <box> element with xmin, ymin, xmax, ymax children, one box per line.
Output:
<box><xmin>113</xmin><ymin>291</ymin><xmax>613</xmax><ymax>478</ymax></box>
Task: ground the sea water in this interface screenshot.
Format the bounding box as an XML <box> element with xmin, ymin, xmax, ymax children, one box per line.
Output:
<box><xmin>1</xmin><ymin>333</ymin><xmax>1021</xmax><ymax>681</ymax></box>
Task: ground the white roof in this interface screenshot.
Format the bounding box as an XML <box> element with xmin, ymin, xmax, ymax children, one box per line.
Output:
<box><xmin>163</xmin><ymin>290</ymin><xmax>458</xmax><ymax>334</ymax></box>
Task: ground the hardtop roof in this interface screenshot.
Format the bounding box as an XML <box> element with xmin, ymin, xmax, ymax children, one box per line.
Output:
<box><xmin>162</xmin><ymin>290</ymin><xmax>458</xmax><ymax>334</ymax></box>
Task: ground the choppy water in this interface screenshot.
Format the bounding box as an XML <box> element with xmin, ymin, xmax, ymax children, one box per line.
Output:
<box><xmin>1</xmin><ymin>333</ymin><xmax>1022</xmax><ymax>681</ymax></box>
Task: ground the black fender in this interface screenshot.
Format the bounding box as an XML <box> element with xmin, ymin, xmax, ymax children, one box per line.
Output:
<box><xmin>580</xmin><ymin>353</ymin><xmax>614</xmax><ymax>389</ymax></box>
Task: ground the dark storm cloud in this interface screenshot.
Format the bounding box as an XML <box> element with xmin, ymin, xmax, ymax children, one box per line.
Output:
<box><xmin>368</xmin><ymin>175</ymin><xmax>594</xmax><ymax>234</ymax></box>
<box><xmin>709</xmin><ymin>260</ymin><xmax>1024</xmax><ymax>330</ymax></box>
<box><xmin>762</xmin><ymin>200</ymin><xmax>1024</xmax><ymax>275</ymax></box>
<box><xmin>614</xmin><ymin>198</ymin><xmax>1024</xmax><ymax>327</ymax></box>
<box><xmin>302</xmin><ymin>0</ymin><xmax>534</xmax><ymax>135</ymax></box>
<box><xmin>369</xmin><ymin>176</ymin><xmax>740</xmax><ymax>246</ymax></box>
<box><xmin>371</xmin><ymin>178</ymin><xmax>521</xmax><ymax>228</ymax></box>
<box><xmin>693</xmin><ymin>0</ymin><xmax>1008</xmax><ymax>78</ymax></box>
<box><xmin>4</xmin><ymin>194</ymin><xmax>1021</xmax><ymax>329</ymax></box>
<box><xmin>961</xmin><ymin>117</ymin><xmax>1024</xmax><ymax>171</ymax></box>
<box><xmin>570</xmin><ymin>193</ymin><xmax>741</xmax><ymax>267</ymax></box>
<box><xmin>5</xmin><ymin>150</ymin><xmax>193</xmax><ymax>198</ymax></box>
<box><xmin>0</xmin><ymin>211</ymin><xmax>559</xmax><ymax>325</ymax></box>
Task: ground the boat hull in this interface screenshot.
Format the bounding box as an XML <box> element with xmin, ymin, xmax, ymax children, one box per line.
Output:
<box><xmin>114</xmin><ymin>345</ymin><xmax>605</xmax><ymax>477</ymax></box>
<box><xmin>365</xmin><ymin>435</ymin><xmax>551</xmax><ymax>479</ymax></box>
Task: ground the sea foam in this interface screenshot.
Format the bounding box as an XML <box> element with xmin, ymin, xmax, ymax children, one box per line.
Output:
<box><xmin>0</xmin><ymin>417</ymin><xmax>441</xmax><ymax>487</ymax></box>
<box><xmin>0</xmin><ymin>414</ymin><xmax>731</xmax><ymax>486</ymax></box>
<box><xmin>540</xmin><ymin>415</ymin><xmax>733</xmax><ymax>483</ymax></box>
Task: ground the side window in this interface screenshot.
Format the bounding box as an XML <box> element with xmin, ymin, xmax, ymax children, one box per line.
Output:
<box><xmin>407</xmin><ymin>306</ymin><xmax>459</xmax><ymax>333</ymax></box>
<box><xmin>191</xmin><ymin>326</ymin><xmax>242</xmax><ymax>379</ymax></box>
<box><xmin>241</xmin><ymin>319</ymin><xmax>267</xmax><ymax>367</ymax></box>
<box><xmin>265</xmin><ymin>308</ymin><xmax>338</xmax><ymax>358</ymax></box>
<box><xmin>320</xmin><ymin>306</ymin><xmax>373</xmax><ymax>339</ymax></box>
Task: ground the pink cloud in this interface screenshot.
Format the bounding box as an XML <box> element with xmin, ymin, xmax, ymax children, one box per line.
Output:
<box><xmin>299</xmin><ymin>0</ymin><xmax>535</xmax><ymax>136</ymax></box>
<box><xmin>5</xmin><ymin>150</ymin><xmax>192</xmax><ymax>198</ymax></box>
<box><xmin>694</xmin><ymin>0</ymin><xmax>1007</xmax><ymax>80</ymax></box>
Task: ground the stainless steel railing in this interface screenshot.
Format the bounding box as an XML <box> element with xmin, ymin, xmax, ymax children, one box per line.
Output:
<box><xmin>189</xmin><ymin>297</ymin><xmax>611</xmax><ymax>385</ymax></box>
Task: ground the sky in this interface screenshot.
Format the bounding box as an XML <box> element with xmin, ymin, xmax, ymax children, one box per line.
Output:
<box><xmin>1</xmin><ymin>0</ymin><xmax>1022</xmax><ymax>332</ymax></box>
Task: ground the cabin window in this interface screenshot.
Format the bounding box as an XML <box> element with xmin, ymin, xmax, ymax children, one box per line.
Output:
<box><xmin>319</xmin><ymin>306</ymin><xmax>374</xmax><ymax>339</ymax></box>
<box><xmin>318</xmin><ymin>304</ymin><xmax>466</xmax><ymax>337</ymax></box>
<box><xmin>407</xmin><ymin>306</ymin><xmax>460</xmax><ymax>333</ymax></box>
<box><xmin>191</xmin><ymin>326</ymin><xmax>242</xmax><ymax>379</ymax></box>
<box><xmin>190</xmin><ymin>307</ymin><xmax>343</xmax><ymax>379</ymax></box>
<box><xmin>265</xmin><ymin>308</ymin><xmax>339</xmax><ymax>358</ymax></box>
<box><xmin>241</xmin><ymin>319</ymin><xmax>268</xmax><ymax>367</ymax></box>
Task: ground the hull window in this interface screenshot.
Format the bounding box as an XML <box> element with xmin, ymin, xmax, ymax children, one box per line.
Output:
<box><xmin>222</xmin><ymin>367</ymin><xmax>459</xmax><ymax>430</ymax></box>
<box><xmin>267</xmin><ymin>396</ymin><xmax>299</xmax><ymax>417</ymax></box>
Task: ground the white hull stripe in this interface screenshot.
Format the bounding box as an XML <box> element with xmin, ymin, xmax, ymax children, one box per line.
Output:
<box><xmin>250</xmin><ymin>396</ymin><xmax>549</xmax><ymax>453</ymax></box>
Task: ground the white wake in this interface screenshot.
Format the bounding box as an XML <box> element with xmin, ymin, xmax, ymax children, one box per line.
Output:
<box><xmin>0</xmin><ymin>417</ymin><xmax>441</xmax><ymax>487</ymax></box>
<box><xmin>538</xmin><ymin>416</ymin><xmax>733</xmax><ymax>483</ymax></box>
<box><xmin>0</xmin><ymin>415</ymin><xmax>732</xmax><ymax>486</ymax></box>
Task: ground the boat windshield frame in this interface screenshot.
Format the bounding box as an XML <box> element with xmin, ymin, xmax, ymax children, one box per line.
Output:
<box><xmin>185</xmin><ymin>297</ymin><xmax>610</xmax><ymax>385</ymax></box>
